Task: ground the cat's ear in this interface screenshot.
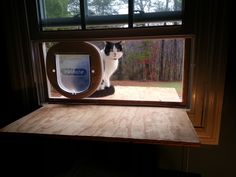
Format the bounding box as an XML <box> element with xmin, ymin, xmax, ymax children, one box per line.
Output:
<box><xmin>118</xmin><ymin>41</ymin><xmax>125</xmax><ymax>45</ymax></box>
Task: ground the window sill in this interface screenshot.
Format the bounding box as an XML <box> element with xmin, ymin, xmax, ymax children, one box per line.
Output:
<box><xmin>0</xmin><ymin>104</ymin><xmax>200</xmax><ymax>147</ymax></box>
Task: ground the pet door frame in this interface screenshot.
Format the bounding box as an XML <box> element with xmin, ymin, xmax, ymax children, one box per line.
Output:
<box><xmin>46</xmin><ymin>41</ymin><xmax>103</xmax><ymax>99</ymax></box>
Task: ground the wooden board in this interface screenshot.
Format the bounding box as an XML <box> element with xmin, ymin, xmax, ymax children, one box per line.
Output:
<box><xmin>91</xmin><ymin>86</ymin><xmax>181</xmax><ymax>101</ymax></box>
<box><xmin>52</xmin><ymin>86</ymin><xmax>182</xmax><ymax>102</ymax></box>
<box><xmin>0</xmin><ymin>104</ymin><xmax>200</xmax><ymax>146</ymax></box>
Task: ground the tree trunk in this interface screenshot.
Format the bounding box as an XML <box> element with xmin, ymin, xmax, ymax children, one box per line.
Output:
<box><xmin>160</xmin><ymin>40</ymin><xmax>165</xmax><ymax>81</ymax></box>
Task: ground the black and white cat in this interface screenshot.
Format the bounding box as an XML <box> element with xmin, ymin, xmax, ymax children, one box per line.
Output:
<box><xmin>98</xmin><ymin>41</ymin><xmax>123</xmax><ymax>90</ymax></box>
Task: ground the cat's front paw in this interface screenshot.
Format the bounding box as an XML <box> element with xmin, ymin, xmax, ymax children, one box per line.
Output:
<box><xmin>97</xmin><ymin>80</ymin><xmax>105</xmax><ymax>90</ymax></box>
<box><xmin>105</xmin><ymin>81</ymin><xmax>110</xmax><ymax>88</ymax></box>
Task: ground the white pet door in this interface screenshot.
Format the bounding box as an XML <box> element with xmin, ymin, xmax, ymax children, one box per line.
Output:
<box><xmin>46</xmin><ymin>42</ymin><xmax>102</xmax><ymax>99</ymax></box>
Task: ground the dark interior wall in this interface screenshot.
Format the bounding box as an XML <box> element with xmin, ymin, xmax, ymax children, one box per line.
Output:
<box><xmin>157</xmin><ymin>1</ymin><xmax>235</xmax><ymax>176</ymax></box>
<box><xmin>1</xmin><ymin>0</ymin><xmax>40</xmax><ymax>127</ymax></box>
<box><xmin>1</xmin><ymin>0</ymin><xmax>234</xmax><ymax>177</ymax></box>
<box><xmin>187</xmin><ymin>20</ymin><xmax>235</xmax><ymax>177</ymax></box>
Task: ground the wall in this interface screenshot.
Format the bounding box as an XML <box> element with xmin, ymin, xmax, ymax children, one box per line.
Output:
<box><xmin>1</xmin><ymin>0</ymin><xmax>234</xmax><ymax>177</ymax></box>
<box><xmin>158</xmin><ymin>3</ymin><xmax>235</xmax><ymax>175</ymax></box>
<box><xmin>188</xmin><ymin>26</ymin><xmax>235</xmax><ymax>177</ymax></box>
<box><xmin>1</xmin><ymin>38</ymin><xmax>234</xmax><ymax>177</ymax></box>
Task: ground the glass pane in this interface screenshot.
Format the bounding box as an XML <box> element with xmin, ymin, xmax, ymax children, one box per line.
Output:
<box><xmin>87</xmin><ymin>0</ymin><xmax>128</xmax><ymax>16</ymax></box>
<box><xmin>86</xmin><ymin>0</ymin><xmax>128</xmax><ymax>29</ymax></box>
<box><xmin>39</xmin><ymin>0</ymin><xmax>182</xmax><ymax>30</ymax></box>
<box><xmin>42</xmin><ymin>26</ymin><xmax>80</xmax><ymax>31</ymax></box>
<box><xmin>55</xmin><ymin>54</ymin><xmax>91</xmax><ymax>94</ymax></box>
<box><xmin>40</xmin><ymin>0</ymin><xmax>81</xmax><ymax>31</ymax></box>
<box><xmin>43</xmin><ymin>0</ymin><xmax>79</xmax><ymax>18</ymax></box>
<box><xmin>86</xmin><ymin>23</ymin><xmax>128</xmax><ymax>29</ymax></box>
<box><xmin>134</xmin><ymin>0</ymin><xmax>182</xmax><ymax>13</ymax></box>
<box><xmin>133</xmin><ymin>20</ymin><xmax>182</xmax><ymax>27</ymax></box>
<box><xmin>133</xmin><ymin>0</ymin><xmax>182</xmax><ymax>27</ymax></box>
<box><xmin>89</xmin><ymin>39</ymin><xmax>185</xmax><ymax>102</ymax></box>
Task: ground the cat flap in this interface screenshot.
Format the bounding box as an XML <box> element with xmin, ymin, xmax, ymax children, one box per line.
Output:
<box><xmin>46</xmin><ymin>41</ymin><xmax>103</xmax><ymax>99</ymax></box>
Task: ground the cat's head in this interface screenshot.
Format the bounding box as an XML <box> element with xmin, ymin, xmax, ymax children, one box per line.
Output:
<box><xmin>104</xmin><ymin>41</ymin><xmax>124</xmax><ymax>60</ymax></box>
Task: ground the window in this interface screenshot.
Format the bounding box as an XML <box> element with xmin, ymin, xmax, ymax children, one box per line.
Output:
<box><xmin>26</xmin><ymin>0</ymin><xmax>228</xmax><ymax>144</ymax></box>
<box><xmin>38</xmin><ymin>0</ymin><xmax>183</xmax><ymax>30</ymax></box>
<box><xmin>31</xmin><ymin>0</ymin><xmax>191</xmax><ymax>108</ymax></box>
<box><xmin>43</xmin><ymin>38</ymin><xmax>192</xmax><ymax>108</ymax></box>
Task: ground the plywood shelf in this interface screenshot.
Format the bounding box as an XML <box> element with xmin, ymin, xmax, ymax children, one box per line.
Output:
<box><xmin>0</xmin><ymin>104</ymin><xmax>200</xmax><ymax>146</ymax></box>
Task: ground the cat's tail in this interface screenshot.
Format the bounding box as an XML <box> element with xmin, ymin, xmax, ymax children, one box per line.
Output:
<box><xmin>89</xmin><ymin>85</ymin><xmax>115</xmax><ymax>97</ymax></box>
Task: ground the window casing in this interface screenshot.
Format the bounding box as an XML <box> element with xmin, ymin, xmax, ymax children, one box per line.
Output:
<box><xmin>29</xmin><ymin>0</ymin><xmax>192</xmax><ymax>108</ymax></box>
<box><xmin>26</xmin><ymin>0</ymin><xmax>228</xmax><ymax>144</ymax></box>
<box><xmin>42</xmin><ymin>37</ymin><xmax>192</xmax><ymax>108</ymax></box>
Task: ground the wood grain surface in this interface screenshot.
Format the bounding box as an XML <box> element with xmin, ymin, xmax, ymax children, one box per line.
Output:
<box><xmin>0</xmin><ymin>104</ymin><xmax>200</xmax><ymax>146</ymax></box>
<box><xmin>51</xmin><ymin>86</ymin><xmax>182</xmax><ymax>102</ymax></box>
<box><xmin>90</xmin><ymin>86</ymin><xmax>182</xmax><ymax>102</ymax></box>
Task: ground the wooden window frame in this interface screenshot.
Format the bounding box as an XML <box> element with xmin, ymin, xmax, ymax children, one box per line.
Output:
<box><xmin>41</xmin><ymin>37</ymin><xmax>192</xmax><ymax>108</ymax></box>
<box><xmin>29</xmin><ymin>0</ymin><xmax>191</xmax><ymax>108</ymax></box>
<box><xmin>38</xmin><ymin>0</ymin><xmax>183</xmax><ymax>30</ymax></box>
<box><xmin>26</xmin><ymin>0</ymin><xmax>228</xmax><ymax>145</ymax></box>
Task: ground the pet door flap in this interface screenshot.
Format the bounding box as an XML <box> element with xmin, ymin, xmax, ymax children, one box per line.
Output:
<box><xmin>56</xmin><ymin>54</ymin><xmax>90</xmax><ymax>94</ymax></box>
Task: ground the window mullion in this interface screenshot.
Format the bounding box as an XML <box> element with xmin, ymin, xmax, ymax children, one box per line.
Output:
<box><xmin>128</xmin><ymin>0</ymin><xmax>134</xmax><ymax>28</ymax></box>
<box><xmin>79</xmin><ymin>0</ymin><xmax>86</xmax><ymax>30</ymax></box>
<box><xmin>38</xmin><ymin>0</ymin><xmax>46</xmax><ymax>20</ymax></box>
<box><xmin>38</xmin><ymin>0</ymin><xmax>46</xmax><ymax>31</ymax></box>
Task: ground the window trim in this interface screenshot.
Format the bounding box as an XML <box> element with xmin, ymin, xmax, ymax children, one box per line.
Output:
<box><xmin>26</xmin><ymin>0</ymin><xmax>228</xmax><ymax>145</ymax></box>
<box><xmin>40</xmin><ymin>37</ymin><xmax>192</xmax><ymax>109</ymax></box>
